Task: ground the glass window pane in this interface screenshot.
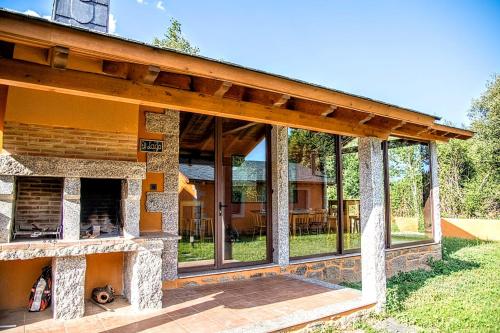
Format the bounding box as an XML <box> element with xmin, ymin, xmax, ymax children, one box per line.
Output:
<box><xmin>178</xmin><ymin>113</ymin><xmax>216</xmax><ymax>269</ymax></box>
<box><xmin>387</xmin><ymin>137</ymin><xmax>432</xmax><ymax>245</ymax></box>
<box><xmin>222</xmin><ymin>119</ymin><xmax>269</xmax><ymax>264</ymax></box>
<box><xmin>288</xmin><ymin>128</ymin><xmax>338</xmax><ymax>258</ymax></box>
<box><xmin>342</xmin><ymin>137</ymin><xmax>361</xmax><ymax>251</ymax></box>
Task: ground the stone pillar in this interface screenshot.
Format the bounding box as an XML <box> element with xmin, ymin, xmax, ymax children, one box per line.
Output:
<box><xmin>429</xmin><ymin>141</ymin><xmax>441</xmax><ymax>244</ymax></box>
<box><xmin>52</xmin><ymin>255</ymin><xmax>86</xmax><ymax>320</ymax></box>
<box><xmin>124</xmin><ymin>245</ymin><xmax>163</xmax><ymax>310</ymax></box>
<box><xmin>122</xmin><ymin>179</ymin><xmax>141</xmax><ymax>238</ymax></box>
<box><xmin>144</xmin><ymin>110</ymin><xmax>180</xmax><ymax>280</ymax></box>
<box><xmin>358</xmin><ymin>137</ymin><xmax>386</xmax><ymax>311</ymax></box>
<box><xmin>0</xmin><ymin>175</ymin><xmax>15</xmax><ymax>243</ymax></box>
<box><xmin>271</xmin><ymin>126</ymin><xmax>289</xmax><ymax>267</ymax></box>
<box><xmin>63</xmin><ymin>178</ymin><xmax>80</xmax><ymax>241</ymax></box>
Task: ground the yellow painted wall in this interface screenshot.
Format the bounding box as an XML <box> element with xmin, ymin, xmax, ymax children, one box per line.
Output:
<box><xmin>5</xmin><ymin>87</ymin><xmax>139</xmax><ymax>134</ymax></box>
<box><xmin>442</xmin><ymin>218</ymin><xmax>500</xmax><ymax>241</ymax></box>
<box><xmin>0</xmin><ymin>258</ymin><xmax>52</xmax><ymax>310</ymax></box>
<box><xmin>85</xmin><ymin>253</ymin><xmax>124</xmax><ymax>299</ymax></box>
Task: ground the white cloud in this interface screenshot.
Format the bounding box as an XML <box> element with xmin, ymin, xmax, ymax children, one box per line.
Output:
<box><xmin>23</xmin><ymin>9</ymin><xmax>51</xmax><ymax>20</ymax></box>
<box><xmin>23</xmin><ymin>9</ymin><xmax>41</xmax><ymax>17</ymax></box>
<box><xmin>136</xmin><ymin>0</ymin><xmax>145</xmax><ymax>3</ymax></box>
<box><xmin>156</xmin><ymin>1</ymin><xmax>165</xmax><ymax>11</ymax></box>
<box><xmin>108</xmin><ymin>13</ymin><xmax>117</xmax><ymax>34</ymax></box>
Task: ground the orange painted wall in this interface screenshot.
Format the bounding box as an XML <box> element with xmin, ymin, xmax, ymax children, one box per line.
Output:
<box><xmin>5</xmin><ymin>87</ymin><xmax>139</xmax><ymax>134</ymax></box>
<box><xmin>0</xmin><ymin>258</ymin><xmax>52</xmax><ymax>310</ymax></box>
<box><xmin>85</xmin><ymin>253</ymin><xmax>124</xmax><ymax>299</ymax></box>
<box><xmin>0</xmin><ymin>85</ymin><xmax>7</xmax><ymax>151</ymax></box>
<box><xmin>138</xmin><ymin>106</ymin><xmax>164</xmax><ymax>232</ymax></box>
<box><xmin>441</xmin><ymin>218</ymin><xmax>500</xmax><ymax>241</ymax></box>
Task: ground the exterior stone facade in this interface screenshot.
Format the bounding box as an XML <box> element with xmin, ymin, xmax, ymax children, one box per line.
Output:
<box><xmin>52</xmin><ymin>255</ymin><xmax>86</xmax><ymax>320</ymax></box>
<box><xmin>63</xmin><ymin>177</ymin><xmax>80</xmax><ymax>241</ymax></box>
<box><xmin>358</xmin><ymin>137</ymin><xmax>386</xmax><ymax>310</ymax></box>
<box><xmin>0</xmin><ymin>175</ymin><xmax>15</xmax><ymax>243</ymax></box>
<box><xmin>430</xmin><ymin>141</ymin><xmax>442</xmax><ymax>243</ymax></box>
<box><xmin>0</xmin><ymin>155</ymin><xmax>146</xmax><ymax>179</ymax></box>
<box><xmin>287</xmin><ymin>243</ymin><xmax>442</xmax><ymax>283</ymax></box>
<box><xmin>124</xmin><ymin>246</ymin><xmax>163</xmax><ymax>310</ymax></box>
<box><xmin>144</xmin><ymin>109</ymin><xmax>180</xmax><ymax>281</ymax></box>
<box><xmin>121</xmin><ymin>179</ymin><xmax>141</xmax><ymax>238</ymax></box>
<box><xmin>271</xmin><ymin>125</ymin><xmax>289</xmax><ymax>267</ymax></box>
<box><xmin>165</xmin><ymin>243</ymin><xmax>442</xmax><ymax>289</ymax></box>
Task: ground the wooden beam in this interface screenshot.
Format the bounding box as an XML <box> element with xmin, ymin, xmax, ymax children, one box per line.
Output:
<box><xmin>127</xmin><ymin>64</ymin><xmax>160</xmax><ymax>85</ymax></box>
<box><xmin>273</xmin><ymin>94</ymin><xmax>290</xmax><ymax>107</ymax></box>
<box><xmin>321</xmin><ymin>105</ymin><xmax>337</xmax><ymax>117</ymax></box>
<box><xmin>213</xmin><ymin>81</ymin><xmax>232</xmax><ymax>98</ymax></box>
<box><xmin>0</xmin><ymin>12</ymin><xmax>440</xmax><ymax>127</ymax></box>
<box><xmin>0</xmin><ymin>58</ymin><xmax>388</xmax><ymax>139</ymax></box>
<box><xmin>359</xmin><ymin>113</ymin><xmax>375</xmax><ymax>125</ymax></box>
<box><xmin>48</xmin><ymin>46</ymin><xmax>69</xmax><ymax>69</ymax></box>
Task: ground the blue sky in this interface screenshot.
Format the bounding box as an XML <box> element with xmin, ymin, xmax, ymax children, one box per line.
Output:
<box><xmin>1</xmin><ymin>0</ymin><xmax>499</xmax><ymax>127</ymax></box>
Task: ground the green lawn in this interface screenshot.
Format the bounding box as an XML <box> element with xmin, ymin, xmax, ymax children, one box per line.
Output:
<box><xmin>325</xmin><ymin>238</ymin><xmax>500</xmax><ymax>332</ymax></box>
<box><xmin>179</xmin><ymin>233</ymin><xmax>429</xmax><ymax>262</ymax></box>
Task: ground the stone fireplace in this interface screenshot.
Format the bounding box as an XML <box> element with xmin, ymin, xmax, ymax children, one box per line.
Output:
<box><xmin>80</xmin><ymin>178</ymin><xmax>122</xmax><ymax>239</ymax></box>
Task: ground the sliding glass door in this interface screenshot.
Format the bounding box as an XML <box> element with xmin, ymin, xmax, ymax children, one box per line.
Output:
<box><xmin>179</xmin><ymin>113</ymin><xmax>272</xmax><ymax>272</ymax></box>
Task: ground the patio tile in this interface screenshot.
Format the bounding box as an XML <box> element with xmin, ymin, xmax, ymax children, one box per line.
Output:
<box><xmin>0</xmin><ymin>276</ymin><xmax>367</xmax><ymax>333</ymax></box>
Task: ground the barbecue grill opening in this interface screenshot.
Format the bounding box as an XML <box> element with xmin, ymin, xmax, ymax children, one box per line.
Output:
<box><xmin>80</xmin><ymin>178</ymin><xmax>122</xmax><ymax>239</ymax></box>
<box><xmin>13</xmin><ymin>176</ymin><xmax>64</xmax><ymax>241</ymax></box>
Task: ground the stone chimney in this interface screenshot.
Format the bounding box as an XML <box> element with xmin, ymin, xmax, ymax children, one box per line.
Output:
<box><xmin>52</xmin><ymin>0</ymin><xmax>110</xmax><ymax>33</ymax></box>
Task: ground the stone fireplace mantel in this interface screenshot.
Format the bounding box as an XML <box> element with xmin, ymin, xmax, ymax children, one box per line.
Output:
<box><xmin>0</xmin><ymin>154</ymin><xmax>146</xmax><ymax>179</ymax></box>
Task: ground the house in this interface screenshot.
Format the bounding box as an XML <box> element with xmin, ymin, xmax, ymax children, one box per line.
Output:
<box><xmin>0</xmin><ymin>0</ymin><xmax>473</xmax><ymax>327</ymax></box>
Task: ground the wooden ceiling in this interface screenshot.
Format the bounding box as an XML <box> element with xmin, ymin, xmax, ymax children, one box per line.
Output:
<box><xmin>0</xmin><ymin>11</ymin><xmax>473</xmax><ymax>142</ymax></box>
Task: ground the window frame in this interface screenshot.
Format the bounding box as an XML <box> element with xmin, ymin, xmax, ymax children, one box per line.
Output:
<box><xmin>383</xmin><ymin>137</ymin><xmax>435</xmax><ymax>249</ymax></box>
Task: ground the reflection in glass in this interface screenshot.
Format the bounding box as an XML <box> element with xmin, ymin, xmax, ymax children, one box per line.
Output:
<box><xmin>288</xmin><ymin>129</ymin><xmax>338</xmax><ymax>258</ymax></box>
<box><xmin>387</xmin><ymin>137</ymin><xmax>432</xmax><ymax>245</ymax></box>
<box><xmin>341</xmin><ymin>137</ymin><xmax>361</xmax><ymax>250</ymax></box>
<box><xmin>222</xmin><ymin>119</ymin><xmax>269</xmax><ymax>264</ymax></box>
<box><xmin>178</xmin><ymin>113</ymin><xmax>215</xmax><ymax>269</ymax></box>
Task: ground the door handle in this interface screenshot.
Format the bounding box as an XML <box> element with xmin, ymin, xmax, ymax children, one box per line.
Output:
<box><xmin>219</xmin><ymin>202</ymin><xmax>228</xmax><ymax>216</ymax></box>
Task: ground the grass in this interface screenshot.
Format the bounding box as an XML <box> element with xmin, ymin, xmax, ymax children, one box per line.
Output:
<box><xmin>332</xmin><ymin>238</ymin><xmax>500</xmax><ymax>332</ymax></box>
<box><xmin>179</xmin><ymin>233</ymin><xmax>430</xmax><ymax>262</ymax></box>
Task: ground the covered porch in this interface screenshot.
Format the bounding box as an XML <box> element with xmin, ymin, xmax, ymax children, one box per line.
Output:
<box><xmin>0</xmin><ymin>276</ymin><xmax>370</xmax><ymax>333</ymax></box>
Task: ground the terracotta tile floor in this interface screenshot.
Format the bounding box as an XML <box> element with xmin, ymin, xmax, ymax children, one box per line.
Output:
<box><xmin>0</xmin><ymin>276</ymin><xmax>369</xmax><ymax>333</ymax></box>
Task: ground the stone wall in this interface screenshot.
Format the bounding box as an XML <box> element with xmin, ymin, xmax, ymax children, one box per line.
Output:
<box><xmin>287</xmin><ymin>243</ymin><xmax>442</xmax><ymax>284</ymax></box>
<box><xmin>3</xmin><ymin>122</ymin><xmax>137</xmax><ymax>161</ymax></box>
<box><xmin>164</xmin><ymin>243</ymin><xmax>441</xmax><ymax>289</ymax></box>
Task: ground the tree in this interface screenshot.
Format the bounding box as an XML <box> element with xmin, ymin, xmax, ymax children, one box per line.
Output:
<box><xmin>438</xmin><ymin>74</ymin><xmax>500</xmax><ymax>218</ymax></box>
<box><xmin>153</xmin><ymin>18</ymin><xmax>200</xmax><ymax>55</ymax></box>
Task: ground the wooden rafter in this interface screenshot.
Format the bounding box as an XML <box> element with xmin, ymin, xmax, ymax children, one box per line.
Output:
<box><xmin>213</xmin><ymin>81</ymin><xmax>232</xmax><ymax>98</ymax></box>
<box><xmin>273</xmin><ymin>94</ymin><xmax>290</xmax><ymax>107</ymax></box>
<box><xmin>48</xmin><ymin>46</ymin><xmax>69</xmax><ymax>69</ymax></box>
<box><xmin>359</xmin><ymin>113</ymin><xmax>375</xmax><ymax>125</ymax></box>
<box><xmin>127</xmin><ymin>64</ymin><xmax>160</xmax><ymax>85</ymax></box>
<box><xmin>0</xmin><ymin>12</ymin><xmax>441</xmax><ymax>127</ymax></box>
<box><xmin>321</xmin><ymin>105</ymin><xmax>337</xmax><ymax>117</ymax></box>
<box><xmin>0</xmin><ymin>58</ymin><xmax>388</xmax><ymax>139</ymax></box>
<box><xmin>102</xmin><ymin>60</ymin><xmax>129</xmax><ymax>79</ymax></box>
